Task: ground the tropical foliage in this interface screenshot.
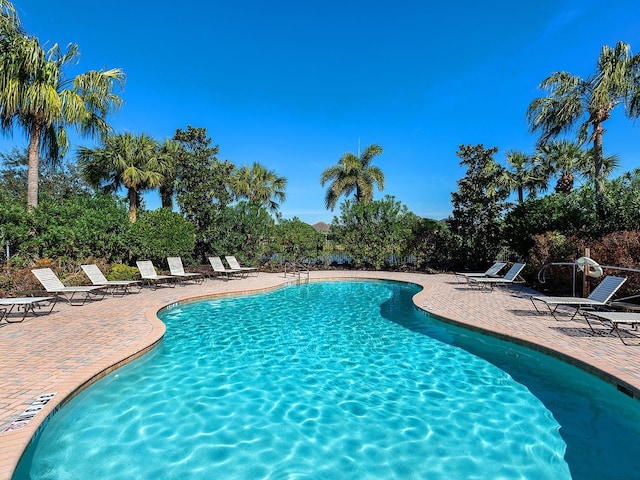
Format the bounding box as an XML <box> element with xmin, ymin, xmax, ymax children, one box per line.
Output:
<box><xmin>449</xmin><ymin>144</ymin><xmax>509</xmax><ymax>270</ymax></box>
<box><xmin>497</xmin><ymin>150</ymin><xmax>548</xmax><ymax>203</ymax></box>
<box><xmin>271</xmin><ymin>218</ymin><xmax>325</xmax><ymax>262</ymax></box>
<box><xmin>503</xmin><ymin>170</ymin><xmax>640</xmax><ymax>258</ymax></box>
<box><xmin>4</xmin><ymin>29</ymin><xmax>640</xmax><ymax>289</ymax></box>
<box><xmin>210</xmin><ymin>202</ymin><xmax>275</xmax><ymax>264</ymax></box>
<box><xmin>330</xmin><ymin>196</ymin><xmax>415</xmax><ymax>270</ymax></box>
<box><xmin>172</xmin><ymin>126</ymin><xmax>234</xmax><ymax>260</ymax></box>
<box><xmin>126</xmin><ymin>208</ymin><xmax>195</xmax><ymax>266</ymax></box>
<box><xmin>78</xmin><ymin>133</ymin><xmax>166</xmax><ymax>222</ymax></box>
<box><xmin>527</xmin><ymin>41</ymin><xmax>636</xmax><ymax>199</ymax></box>
<box><xmin>0</xmin><ymin>2</ymin><xmax>124</xmax><ymax>208</ymax></box>
<box><xmin>0</xmin><ymin>193</ymin><xmax>129</xmax><ymax>266</ymax></box>
<box><xmin>320</xmin><ymin>144</ymin><xmax>385</xmax><ymax>210</ymax></box>
<box><xmin>231</xmin><ymin>162</ymin><xmax>287</xmax><ymax>215</ymax></box>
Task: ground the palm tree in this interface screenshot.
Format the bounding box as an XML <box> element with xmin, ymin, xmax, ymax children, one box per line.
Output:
<box><xmin>78</xmin><ymin>133</ymin><xmax>165</xmax><ymax>222</ymax></box>
<box><xmin>497</xmin><ymin>150</ymin><xmax>548</xmax><ymax>203</ymax></box>
<box><xmin>231</xmin><ymin>162</ymin><xmax>287</xmax><ymax>214</ymax></box>
<box><xmin>537</xmin><ymin>140</ymin><xmax>587</xmax><ymax>194</ymax></box>
<box><xmin>0</xmin><ymin>4</ymin><xmax>124</xmax><ymax>208</ymax></box>
<box><xmin>0</xmin><ymin>0</ymin><xmax>17</xmax><ymax>34</ymax></box>
<box><xmin>157</xmin><ymin>139</ymin><xmax>180</xmax><ymax>209</ymax></box>
<box><xmin>320</xmin><ymin>144</ymin><xmax>385</xmax><ymax>211</ymax></box>
<box><xmin>527</xmin><ymin>41</ymin><xmax>635</xmax><ymax>198</ymax></box>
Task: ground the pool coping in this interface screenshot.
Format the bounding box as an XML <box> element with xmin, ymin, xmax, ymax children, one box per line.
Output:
<box><xmin>2</xmin><ymin>270</ymin><xmax>640</xmax><ymax>479</ymax></box>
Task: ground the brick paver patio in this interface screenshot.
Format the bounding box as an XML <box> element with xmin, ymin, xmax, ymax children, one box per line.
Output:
<box><xmin>1</xmin><ymin>270</ymin><xmax>639</xmax><ymax>479</ymax></box>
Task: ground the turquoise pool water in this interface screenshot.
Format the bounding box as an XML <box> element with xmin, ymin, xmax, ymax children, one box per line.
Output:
<box><xmin>14</xmin><ymin>281</ymin><xmax>640</xmax><ymax>479</ymax></box>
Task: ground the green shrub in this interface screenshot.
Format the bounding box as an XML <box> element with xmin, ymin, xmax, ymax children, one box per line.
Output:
<box><xmin>108</xmin><ymin>263</ymin><xmax>141</xmax><ymax>281</ymax></box>
<box><xmin>127</xmin><ymin>208</ymin><xmax>195</xmax><ymax>266</ymax></box>
<box><xmin>330</xmin><ymin>196</ymin><xmax>415</xmax><ymax>270</ymax></box>
<box><xmin>271</xmin><ymin>217</ymin><xmax>324</xmax><ymax>262</ymax></box>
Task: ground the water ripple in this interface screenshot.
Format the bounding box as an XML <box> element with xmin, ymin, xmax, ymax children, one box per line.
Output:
<box><xmin>24</xmin><ymin>281</ymin><xmax>570</xmax><ymax>479</ymax></box>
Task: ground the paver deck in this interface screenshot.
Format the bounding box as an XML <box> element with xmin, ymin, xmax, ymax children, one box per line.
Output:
<box><xmin>1</xmin><ymin>270</ymin><xmax>640</xmax><ymax>479</ymax></box>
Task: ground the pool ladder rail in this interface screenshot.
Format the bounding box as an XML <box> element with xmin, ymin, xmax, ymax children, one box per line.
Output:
<box><xmin>283</xmin><ymin>260</ymin><xmax>310</xmax><ymax>284</ymax></box>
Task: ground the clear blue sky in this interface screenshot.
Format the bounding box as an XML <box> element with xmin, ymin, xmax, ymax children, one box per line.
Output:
<box><xmin>4</xmin><ymin>0</ymin><xmax>640</xmax><ymax>224</ymax></box>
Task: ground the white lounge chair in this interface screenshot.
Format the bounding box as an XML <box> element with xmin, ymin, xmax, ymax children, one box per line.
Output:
<box><xmin>167</xmin><ymin>257</ymin><xmax>204</xmax><ymax>284</ymax></box>
<box><xmin>31</xmin><ymin>268</ymin><xmax>106</xmax><ymax>305</ymax></box>
<box><xmin>531</xmin><ymin>275</ymin><xmax>627</xmax><ymax>321</ymax></box>
<box><xmin>81</xmin><ymin>264</ymin><xmax>142</xmax><ymax>296</ymax></box>
<box><xmin>455</xmin><ymin>261</ymin><xmax>506</xmax><ymax>283</ymax></box>
<box><xmin>209</xmin><ymin>256</ymin><xmax>243</xmax><ymax>279</ymax></box>
<box><xmin>0</xmin><ymin>296</ymin><xmax>56</xmax><ymax>323</ymax></box>
<box><xmin>136</xmin><ymin>260</ymin><xmax>177</xmax><ymax>289</ymax></box>
<box><xmin>467</xmin><ymin>263</ymin><xmax>526</xmax><ymax>291</ymax></box>
<box><xmin>582</xmin><ymin>311</ymin><xmax>640</xmax><ymax>345</ymax></box>
<box><xmin>225</xmin><ymin>255</ymin><xmax>259</xmax><ymax>276</ymax></box>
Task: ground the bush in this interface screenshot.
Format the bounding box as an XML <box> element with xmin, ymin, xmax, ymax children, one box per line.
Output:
<box><xmin>2</xmin><ymin>194</ymin><xmax>130</xmax><ymax>265</ymax></box>
<box><xmin>127</xmin><ymin>208</ymin><xmax>196</xmax><ymax>267</ymax></box>
<box><xmin>271</xmin><ymin>217</ymin><xmax>324</xmax><ymax>262</ymax></box>
<box><xmin>108</xmin><ymin>263</ymin><xmax>141</xmax><ymax>281</ymax></box>
<box><xmin>330</xmin><ymin>196</ymin><xmax>415</xmax><ymax>270</ymax></box>
<box><xmin>207</xmin><ymin>202</ymin><xmax>274</xmax><ymax>264</ymax></box>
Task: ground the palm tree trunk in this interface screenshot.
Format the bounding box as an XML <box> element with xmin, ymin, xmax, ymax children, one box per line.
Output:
<box><xmin>593</xmin><ymin>121</ymin><xmax>605</xmax><ymax>196</ymax></box>
<box><xmin>128</xmin><ymin>187</ymin><xmax>137</xmax><ymax>222</ymax></box>
<box><xmin>159</xmin><ymin>184</ymin><xmax>173</xmax><ymax>209</ymax></box>
<box><xmin>27</xmin><ymin>124</ymin><xmax>43</xmax><ymax>209</ymax></box>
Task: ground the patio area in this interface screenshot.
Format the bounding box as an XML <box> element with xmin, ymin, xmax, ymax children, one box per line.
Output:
<box><xmin>1</xmin><ymin>270</ymin><xmax>640</xmax><ymax>479</ymax></box>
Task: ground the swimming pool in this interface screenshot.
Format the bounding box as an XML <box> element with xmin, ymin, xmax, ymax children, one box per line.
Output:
<box><xmin>13</xmin><ymin>280</ymin><xmax>640</xmax><ymax>478</ymax></box>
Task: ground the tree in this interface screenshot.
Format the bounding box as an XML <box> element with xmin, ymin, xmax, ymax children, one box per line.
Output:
<box><xmin>271</xmin><ymin>217</ymin><xmax>324</xmax><ymax>262</ymax></box>
<box><xmin>157</xmin><ymin>139</ymin><xmax>180</xmax><ymax>209</ymax></box>
<box><xmin>537</xmin><ymin>140</ymin><xmax>587</xmax><ymax>194</ymax></box>
<box><xmin>527</xmin><ymin>41</ymin><xmax>635</xmax><ymax>199</ymax></box>
<box><xmin>537</xmin><ymin>140</ymin><xmax>619</xmax><ymax>194</ymax></box>
<box><xmin>449</xmin><ymin>144</ymin><xmax>508</xmax><ymax>270</ymax></box>
<box><xmin>231</xmin><ymin>162</ymin><xmax>287</xmax><ymax>215</ymax></box>
<box><xmin>320</xmin><ymin>143</ymin><xmax>385</xmax><ymax>210</ymax></box>
<box><xmin>78</xmin><ymin>132</ymin><xmax>165</xmax><ymax>222</ymax></box>
<box><xmin>0</xmin><ymin>2</ymin><xmax>125</xmax><ymax>208</ymax></box>
<box><xmin>0</xmin><ymin>147</ymin><xmax>92</xmax><ymax>202</ymax></box>
<box><xmin>212</xmin><ymin>202</ymin><xmax>275</xmax><ymax>262</ymax></box>
<box><xmin>330</xmin><ymin>195</ymin><xmax>415</xmax><ymax>270</ymax></box>
<box><xmin>497</xmin><ymin>150</ymin><xmax>548</xmax><ymax>203</ymax></box>
<box><xmin>172</xmin><ymin>126</ymin><xmax>234</xmax><ymax>260</ymax></box>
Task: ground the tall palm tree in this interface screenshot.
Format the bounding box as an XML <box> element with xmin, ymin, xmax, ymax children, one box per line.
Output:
<box><xmin>497</xmin><ymin>150</ymin><xmax>548</xmax><ymax>203</ymax></box>
<box><xmin>231</xmin><ymin>162</ymin><xmax>287</xmax><ymax>214</ymax></box>
<box><xmin>0</xmin><ymin>4</ymin><xmax>125</xmax><ymax>208</ymax></box>
<box><xmin>527</xmin><ymin>41</ymin><xmax>635</xmax><ymax>199</ymax></box>
<box><xmin>320</xmin><ymin>144</ymin><xmax>385</xmax><ymax>211</ymax></box>
<box><xmin>78</xmin><ymin>133</ymin><xmax>164</xmax><ymax>222</ymax></box>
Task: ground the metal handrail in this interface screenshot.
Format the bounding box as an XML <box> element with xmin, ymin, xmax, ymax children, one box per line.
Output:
<box><xmin>283</xmin><ymin>260</ymin><xmax>310</xmax><ymax>284</ymax></box>
<box><xmin>537</xmin><ymin>262</ymin><xmax>640</xmax><ymax>297</ymax></box>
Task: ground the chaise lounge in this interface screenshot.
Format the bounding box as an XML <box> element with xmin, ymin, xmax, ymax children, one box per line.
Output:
<box><xmin>32</xmin><ymin>268</ymin><xmax>106</xmax><ymax>305</ymax></box>
<box><xmin>225</xmin><ymin>255</ymin><xmax>259</xmax><ymax>276</ymax></box>
<box><xmin>167</xmin><ymin>257</ymin><xmax>204</xmax><ymax>285</ymax></box>
<box><xmin>209</xmin><ymin>256</ymin><xmax>243</xmax><ymax>279</ymax></box>
<box><xmin>530</xmin><ymin>275</ymin><xmax>627</xmax><ymax>321</ymax></box>
<box><xmin>81</xmin><ymin>264</ymin><xmax>142</xmax><ymax>296</ymax></box>
<box><xmin>582</xmin><ymin>311</ymin><xmax>640</xmax><ymax>345</ymax></box>
<box><xmin>467</xmin><ymin>263</ymin><xmax>526</xmax><ymax>291</ymax></box>
<box><xmin>136</xmin><ymin>260</ymin><xmax>178</xmax><ymax>289</ymax></box>
<box><xmin>455</xmin><ymin>261</ymin><xmax>506</xmax><ymax>283</ymax></box>
<box><xmin>0</xmin><ymin>296</ymin><xmax>56</xmax><ymax>323</ymax></box>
